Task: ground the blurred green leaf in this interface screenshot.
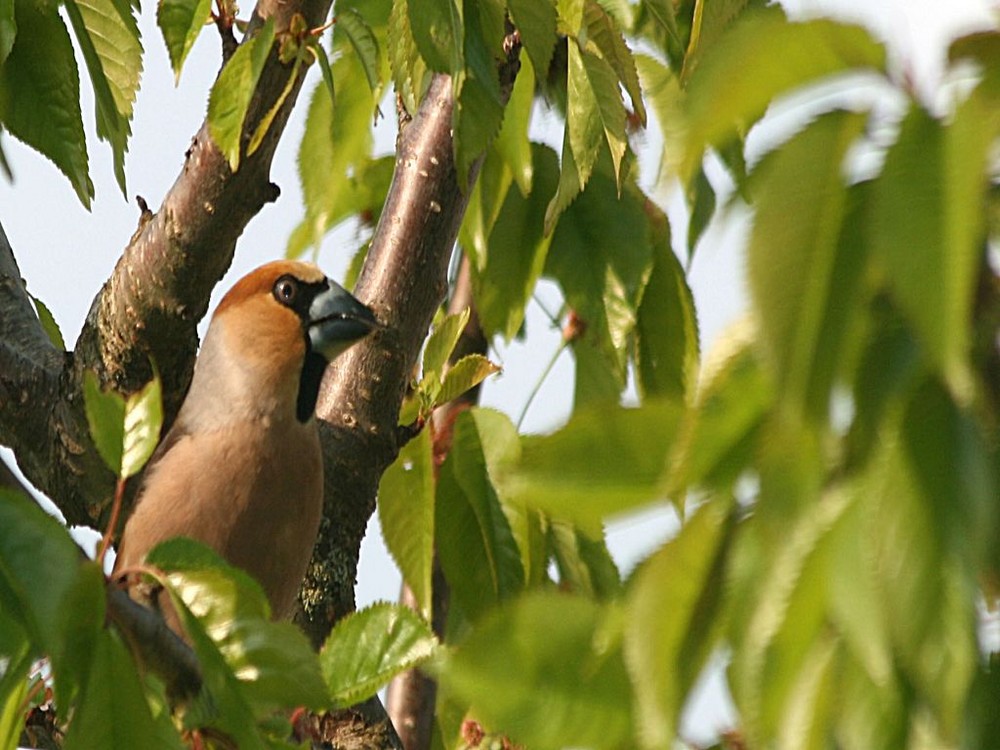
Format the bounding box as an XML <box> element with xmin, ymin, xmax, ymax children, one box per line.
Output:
<box><xmin>872</xmin><ymin>100</ymin><xmax>995</xmax><ymax>393</ymax></box>
<box><xmin>670</xmin><ymin>328</ymin><xmax>772</xmax><ymax>495</ymax></box>
<box><xmin>0</xmin><ymin>0</ymin><xmax>93</xmax><ymax>206</ymax></box>
<box><xmin>157</xmin><ymin>0</ymin><xmax>211</xmax><ymax>80</ymax></box>
<box><xmin>0</xmin><ymin>0</ymin><xmax>14</xmax><ymax>66</ymax></box>
<box><xmin>501</xmin><ymin>402</ymin><xmax>682</xmax><ymax>532</ymax></box>
<box><xmin>0</xmin><ymin>610</ymin><xmax>30</xmax><ymax>750</ymax></box>
<box><xmin>731</xmin><ymin>488</ymin><xmax>849</xmax><ymax>743</ymax></box>
<box><xmin>378</xmin><ymin>429</ymin><xmax>435</xmax><ymax>618</ymax></box>
<box><xmin>508</xmin><ymin>0</ymin><xmax>556</xmax><ymax>80</ymax></box>
<box><xmin>408</xmin><ymin>0</ymin><xmax>460</xmax><ymax>73</ymax></box>
<box><xmin>320</xmin><ymin>602</ymin><xmax>437</xmax><ymax>706</ymax></box>
<box><xmin>51</xmin><ymin>561</ymin><xmax>105</xmax><ymax>722</ymax></box>
<box><xmin>207</xmin><ymin>19</ymin><xmax>275</xmax><ymax>171</ymax></box>
<box><xmin>686</xmin><ymin>166</ymin><xmax>716</xmax><ymax>258</ymax></box>
<box><xmin>635</xmin><ymin>53</ymin><xmax>683</xmax><ymax>190</ymax></box>
<box><xmin>682</xmin><ymin>9</ymin><xmax>885</xmax><ymax>178</ymax></box>
<box><xmin>287</xmin><ymin>49</ymin><xmax>379</xmax><ymax>256</ymax></box>
<box><xmin>681</xmin><ymin>0</ymin><xmax>753</xmax><ymax>83</ymax></box>
<box><xmin>63</xmin><ymin>0</ymin><xmax>141</xmax><ymax>194</ymax></box>
<box><xmin>635</xmin><ymin>206</ymin><xmax>699</xmax><ymax>402</ymax></box>
<box><xmin>748</xmin><ymin>110</ymin><xmax>867</xmax><ymax>423</ymax></box>
<box><xmin>437</xmin><ymin>409</ymin><xmax>525</xmax><ymax>620</ymax></box>
<box><xmin>64</xmin><ymin>629</ymin><xmax>182</xmax><ymax>750</ymax></box>
<box><xmin>625</xmin><ymin>501</ymin><xmax>731</xmax><ymax>749</ymax></box>
<box><xmin>0</xmin><ymin>490</ymin><xmax>81</xmax><ymax>656</ymax></box>
<box><xmin>471</xmin><ymin>143</ymin><xmax>559</xmax><ymax>341</ymax></box>
<box><xmin>549</xmin><ymin>520</ymin><xmax>620</xmax><ymax>599</ymax></box>
<box><xmin>438</xmin><ymin>591</ymin><xmax>633</xmax><ymax>750</ymax></box>
<box><xmin>547</xmin><ymin>173</ymin><xmax>654</xmax><ymax>388</ymax></box>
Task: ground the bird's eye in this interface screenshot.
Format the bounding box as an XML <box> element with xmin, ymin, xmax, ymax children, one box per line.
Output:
<box><xmin>273</xmin><ymin>276</ymin><xmax>298</xmax><ymax>306</ymax></box>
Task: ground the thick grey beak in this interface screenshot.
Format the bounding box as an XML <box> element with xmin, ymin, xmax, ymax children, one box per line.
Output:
<box><xmin>307</xmin><ymin>281</ymin><xmax>379</xmax><ymax>360</ymax></box>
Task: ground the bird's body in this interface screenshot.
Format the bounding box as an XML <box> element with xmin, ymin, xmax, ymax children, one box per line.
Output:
<box><xmin>114</xmin><ymin>260</ymin><xmax>377</xmax><ymax>621</ymax></box>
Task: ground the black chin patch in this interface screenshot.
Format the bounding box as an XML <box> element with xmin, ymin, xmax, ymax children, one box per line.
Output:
<box><xmin>297</xmin><ymin>350</ymin><xmax>328</xmax><ymax>423</ymax></box>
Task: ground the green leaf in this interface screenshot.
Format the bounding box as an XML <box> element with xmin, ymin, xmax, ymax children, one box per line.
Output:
<box><xmin>471</xmin><ymin>143</ymin><xmax>559</xmax><ymax>341</ymax></box>
<box><xmin>437</xmin><ymin>409</ymin><xmax>525</xmax><ymax>620</ymax></box>
<box><xmin>287</xmin><ymin>48</ymin><xmax>380</xmax><ymax>256</ymax></box>
<box><xmin>500</xmin><ymin>402</ymin><xmax>683</xmax><ymax>532</ymax></box>
<box><xmin>388</xmin><ymin>0</ymin><xmax>429</xmax><ymax>114</ymax></box>
<box><xmin>313</xmin><ymin>41</ymin><xmax>336</xmax><ymax>103</ymax></box>
<box><xmin>0</xmin><ymin>489</ymin><xmax>84</xmax><ymax>660</ymax></box>
<box><xmin>731</xmin><ymin>489</ymin><xmax>849</xmax><ymax>743</ymax></box>
<box><xmin>438</xmin><ymin>591</ymin><xmax>633</xmax><ymax>749</ymax></box>
<box><xmin>682</xmin><ymin>9</ymin><xmax>886</xmax><ymax>179</ymax></box>
<box><xmin>549</xmin><ymin>521</ymin><xmax>620</xmax><ymax>599</ymax></box>
<box><xmin>422</xmin><ymin>308</ymin><xmax>470</xmax><ymax>379</ymax></box>
<box><xmin>207</xmin><ymin>19</ymin><xmax>276</xmax><ymax>171</ymax></box>
<box><xmin>583</xmin><ymin>0</ymin><xmax>645</xmax><ymax>126</ymax></box>
<box><xmin>438</xmin><ymin>354</ymin><xmax>500</xmax><ymax>404</ymax></box>
<box><xmin>0</xmin><ymin>0</ymin><xmax>14</xmax><ymax>66</ymax></box>
<box><xmin>157</xmin><ymin>0</ymin><xmax>212</xmax><ymax>81</ymax></box>
<box><xmin>547</xmin><ymin>174</ymin><xmax>654</xmax><ymax>388</ymax></box>
<box><xmin>453</xmin><ymin>0</ymin><xmax>505</xmax><ymax>182</ymax></box>
<box><xmin>84</xmin><ymin>370</ymin><xmax>126</xmax><ymax>476</ymax></box>
<box><xmin>64</xmin><ymin>0</ymin><xmax>142</xmax><ymax>194</ymax></box>
<box><xmin>494</xmin><ymin>54</ymin><xmax>535</xmax><ymax>195</ymax></box>
<box><xmin>63</xmin><ymin>629</ymin><xmax>183</xmax><ymax>750</ymax></box>
<box><xmin>681</xmin><ymin>0</ymin><xmax>753</xmax><ymax>82</ymax></box>
<box><xmin>378</xmin><ymin>429</ymin><xmax>436</xmax><ymax>618</ymax></box>
<box><xmin>872</xmin><ymin>100</ymin><xmax>994</xmax><ymax>393</ymax></box>
<box><xmin>121</xmin><ymin>372</ymin><xmax>163</xmax><ymax>479</ymax></box>
<box><xmin>747</xmin><ymin>110</ymin><xmax>868</xmax><ymax>422</ymax></box>
<box><xmin>635</xmin><ymin>54</ymin><xmax>683</xmax><ymax>190</ymax></box>
<box><xmin>669</xmin><ymin>329</ymin><xmax>773</xmax><ymax>495</ymax></box>
<box><xmin>51</xmin><ymin>561</ymin><xmax>106</xmax><ymax>722</ymax></box>
<box><xmin>508</xmin><ymin>0</ymin><xmax>556</xmax><ymax>81</ymax></box>
<box><xmin>565</xmin><ymin>38</ymin><xmax>627</xmax><ymax>190</ymax></box>
<box><xmin>625</xmin><ymin>501</ymin><xmax>731</xmax><ymax>749</ymax></box>
<box><xmin>408</xmin><ymin>0</ymin><xmax>461</xmax><ymax>73</ymax></box>
<box><xmin>0</xmin><ymin>610</ymin><xmax>30</xmax><ymax>750</ymax></box>
<box><xmin>0</xmin><ymin>0</ymin><xmax>93</xmax><ymax>206</ymax></box>
<box><xmin>320</xmin><ymin>603</ymin><xmax>437</xmax><ymax>706</ymax></box>
<box><xmin>686</xmin><ymin>166</ymin><xmax>716</xmax><ymax>257</ymax></box>
<box><xmin>28</xmin><ymin>293</ymin><xmax>66</xmax><ymax>350</ymax></box>
<box><xmin>337</xmin><ymin>7</ymin><xmax>383</xmax><ymax>95</ymax></box>
<box><xmin>634</xmin><ymin>206</ymin><xmax>699</xmax><ymax>402</ymax></box>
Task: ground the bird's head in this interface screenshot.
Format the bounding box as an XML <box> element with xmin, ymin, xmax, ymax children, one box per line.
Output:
<box><xmin>196</xmin><ymin>260</ymin><xmax>379</xmax><ymax>424</ymax></box>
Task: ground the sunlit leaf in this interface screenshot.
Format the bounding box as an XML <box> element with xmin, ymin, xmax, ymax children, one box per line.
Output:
<box><xmin>583</xmin><ymin>0</ymin><xmax>645</xmax><ymax>126</ymax></box>
<box><xmin>625</xmin><ymin>501</ymin><xmax>731</xmax><ymax>749</ymax></box>
<box><xmin>157</xmin><ymin>0</ymin><xmax>211</xmax><ymax>81</ymax></box>
<box><xmin>566</xmin><ymin>39</ymin><xmax>627</xmax><ymax>189</ymax></box>
<box><xmin>438</xmin><ymin>354</ymin><xmax>500</xmax><ymax>404</ymax></box>
<box><xmin>64</xmin><ymin>0</ymin><xmax>141</xmax><ymax>194</ymax></box>
<box><xmin>872</xmin><ymin>100</ymin><xmax>995</xmax><ymax>393</ymax></box>
<box><xmin>682</xmin><ymin>9</ymin><xmax>885</xmax><ymax>178</ymax></box>
<box><xmin>320</xmin><ymin>603</ymin><xmax>437</xmax><ymax>706</ymax></box>
<box><xmin>747</xmin><ymin>110</ymin><xmax>868</xmax><ymax>422</ymax></box>
<box><xmin>388</xmin><ymin>0</ymin><xmax>429</xmax><ymax>115</ymax></box>
<box><xmin>207</xmin><ymin>19</ymin><xmax>275</xmax><ymax>171</ymax></box>
<box><xmin>438</xmin><ymin>591</ymin><xmax>632</xmax><ymax>749</ymax></box>
<box><xmin>0</xmin><ymin>0</ymin><xmax>93</xmax><ymax>206</ymax></box>
<box><xmin>501</xmin><ymin>402</ymin><xmax>682</xmax><ymax>532</ymax></box>
<box><xmin>337</xmin><ymin>7</ymin><xmax>383</xmax><ymax>95</ymax></box>
<box><xmin>378</xmin><ymin>429</ymin><xmax>435</xmax><ymax>618</ymax></box>
<box><xmin>437</xmin><ymin>409</ymin><xmax>524</xmax><ymax>620</ymax></box>
<box><xmin>121</xmin><ymin>373</ymin><xmax>162</xmax><ymax>479</ymax></box>
<box><xmin>422</xmin><ymin>308</ymin><xmax>470</xmax><ymax>379</ymax></box>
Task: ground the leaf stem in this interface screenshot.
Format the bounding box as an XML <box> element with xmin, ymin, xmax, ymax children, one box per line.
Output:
<box><xmin>516</xmin><ymin>341</ymin><xmax>567</xmax><ymax>430</ymax></box>
<box><xmin>97</xmin><ymin>477</ymin><xmax>127</xmax><ymax>570</ymax></box>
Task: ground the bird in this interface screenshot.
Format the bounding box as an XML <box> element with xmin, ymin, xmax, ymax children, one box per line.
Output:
<box><xmin>113</xmin><ymin>260</ymin><xmax>378</xmax><ymax>623</ymax></box>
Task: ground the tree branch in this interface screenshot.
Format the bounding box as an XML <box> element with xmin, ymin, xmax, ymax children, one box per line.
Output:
<box><xmin>294</xmin><ymin>31</ymin><xmax>521</xmax><ymax>644</ymax></box>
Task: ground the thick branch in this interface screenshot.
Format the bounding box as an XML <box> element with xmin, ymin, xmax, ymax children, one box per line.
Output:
<box><xmin>0</xmin><ymin>0</ymin><xmax>334</xmax><ymax>527</ymax></box>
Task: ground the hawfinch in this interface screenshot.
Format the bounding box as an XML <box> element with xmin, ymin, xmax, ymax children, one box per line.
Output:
<box><xmin>114</xmin><ymin>260</ymin><xmax>378</xmax><ymax>620</ymax></box>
